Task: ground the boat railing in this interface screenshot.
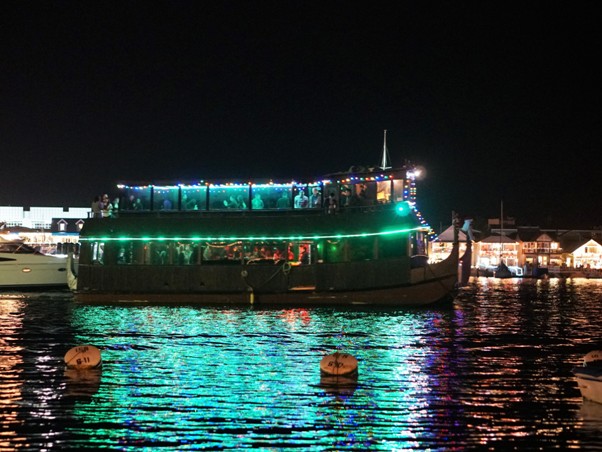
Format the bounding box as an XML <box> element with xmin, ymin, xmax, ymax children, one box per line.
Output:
<box><xmin>99</xmin><ymin>201</ymin><xmax>398</xmax><ymax>219</ymax></box>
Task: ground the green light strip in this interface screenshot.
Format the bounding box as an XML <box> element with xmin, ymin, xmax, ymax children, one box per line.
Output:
<box><xmin>80</xmin><ymin>226</ymin><xmax>424</xmax><ymax>242</ymax></box>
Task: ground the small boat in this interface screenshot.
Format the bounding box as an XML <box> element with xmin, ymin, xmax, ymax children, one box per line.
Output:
<box><xmin>573</xmin><ymin>350</ymin><xmax>602</xmax><ymax>404</ymax></box>
<box><xmin>70</xmin><ymin>145</ymin><xmax>462</xmax><ymax>306</ymax></box>
<box><xmin>494</xmin><ymin>262</ymin><xmax>513</xmax><ymax>279</ymax></box>
<box><xmin>0</xmin><ymin>233</ymin><xmax>71</xmax><ymax>289</ymax></box>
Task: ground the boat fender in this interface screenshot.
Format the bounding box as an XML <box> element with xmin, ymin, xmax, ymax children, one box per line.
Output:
<box><xmin>320</xmin><ymin>351</ymin><xmax>358</xmax><ymax>377</ymax></box>
<box><xmin>583</xmin><ymin>350</ymin><xmax>602</xmax><ymax>366</ymax></box>
<box><xmin>64</xmin><ymin>345</ymin><xmax>102</xmax><ymax>370</ymax></box>
<box><xmin>241</xmin><ymin>270</ymin><xmax>248</xmax><ymax>278</ymax></box>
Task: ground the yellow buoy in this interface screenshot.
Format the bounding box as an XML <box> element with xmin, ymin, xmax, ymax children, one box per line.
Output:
<box><xmin>64</xmin><ymin>345</ymin><xmax>102</xmax><ymax>370</ymax></box>
<box><xmin>320</xmin><ymin>351</ymin><xmax>358</xmax><ymax>376</ymax></box>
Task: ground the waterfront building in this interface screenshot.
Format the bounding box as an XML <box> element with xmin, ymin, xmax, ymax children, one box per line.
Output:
<box><xmin>430</xmin><ymin>224</ymin><xmax>602</xmax><ymax>276</ymax></box>
<box><xmin>0</xmin><ymin>205</ymin><xmax>89</xmax><ymax>254</ymax></box>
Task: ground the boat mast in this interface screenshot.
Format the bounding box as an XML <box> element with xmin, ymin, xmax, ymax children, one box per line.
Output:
<box><xmin>380</xmin><ymin>129</ymin><xmax>392</xmax><ymax>170</ymax></box>
<box><xmin>500</xmin><ymin>199</ymin><xmax>504</xmax><ymax>265</ymax></box>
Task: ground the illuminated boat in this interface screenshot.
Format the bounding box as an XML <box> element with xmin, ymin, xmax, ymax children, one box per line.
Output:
<box><xmin>573</xmin><ymin>351</ymin><xmax>602</xmax><ymax>404</ymax></box>
<box><xmin>71</xmin><ymin>163</ymin><xmax>460</xmax><ymax>306</ymax></box>
<box><xmin>0</xmin><ymin>233</ymin><xmax>71</xmax><ymax>288</ymax></box>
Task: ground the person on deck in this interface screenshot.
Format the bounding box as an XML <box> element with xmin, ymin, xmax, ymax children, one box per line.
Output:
<box><xmin>91</xmin><ymin>195</ymin><xmax>103</xmax><ymax>219</ymax></box>
<box><xmin>309</xmin><ymin>187</ymin><xmax>321</xmax><ymax>208</ymax></box>
<box><xmin>325</xmin><ymin>192</ymin><xmax>337</xmax><ymax>214</ymax></box>
<box><xmin>277</xmin><ymin>192</ymin><xmax>290</xmax><ymax>209</ymax></box>
<box><xmin>252</xmin><ymin>193</ymin><xmax>264</xmax><ymax>209</ymax></box>
<box><xmin>294</xmin><ymin>189</ymin><xmax>309</xmax><ymax>208</ymax></box>
<box><xmin>101</xmin><ymin>194</ymin><xmax>113</xmax><ymax>218</ymax></box>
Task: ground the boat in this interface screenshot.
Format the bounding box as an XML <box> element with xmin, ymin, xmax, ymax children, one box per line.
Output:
<box><xmin>493</xmin><ymin>262</ymin><xmax>513</xmax><ymax>279</ymax></box>
<box><xmin>573</xmin><ymin>350</ymin><xmax>602</xmax><ymax>404</ymax></box>
<box><xmin>70</xmin><ymin>151</ymin><xmax>461</xmax><ymax>306</ymax></box>
<box><xmin>0</xmin><ymin>233</ymin><xmax>71</xmax><ymax>289</ymax></box>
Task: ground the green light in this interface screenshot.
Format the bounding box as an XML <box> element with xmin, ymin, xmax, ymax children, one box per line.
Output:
<box><xmin>79</xmin><ymin>226</ymin><xmax>423</xmax><ymax>243</ymax></box>
<box><xmin>395</xmin><ymin>201</ymin><xmax>412</xmax><ymax>216</ymax></box>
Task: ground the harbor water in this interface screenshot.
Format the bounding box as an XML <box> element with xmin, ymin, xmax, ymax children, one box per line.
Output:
<box><xmin>1</xmin><ymin>277</ymin><xmax>601</xmax><ymax>451</ymax></box>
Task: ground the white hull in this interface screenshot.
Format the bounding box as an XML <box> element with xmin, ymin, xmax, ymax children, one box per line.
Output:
<box><xmin>0</xmin><ymin>252</ymin><xmax>70</xmax><ymax>288</ymax></box>
<box><xmin>575</xmin><ymin>375</ymin><xmax>602</xmax><ymax>404</ymax></box>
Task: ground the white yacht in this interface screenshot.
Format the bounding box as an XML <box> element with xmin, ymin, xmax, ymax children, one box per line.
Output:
<box><xmin>0</xmin><ymin>234</ymin><xmax>70</xmax><ymax>289</ymax></box>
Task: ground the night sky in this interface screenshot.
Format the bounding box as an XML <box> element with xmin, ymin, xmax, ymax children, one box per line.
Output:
<box><xmin>2</xmin><ymin>1</ymin><xmax>601</xmax><ymax>231</ymax></box>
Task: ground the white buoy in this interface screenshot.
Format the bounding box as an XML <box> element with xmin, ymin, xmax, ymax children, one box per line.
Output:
<box><xmin>320</xmin><ymin>351</ymin><xmax>358</xmax><ymax>376</ymax></box>
<box><xmin>64</xmin><ymin>345</ymin><xmax>102</xmax><ymax>370</ymax></box>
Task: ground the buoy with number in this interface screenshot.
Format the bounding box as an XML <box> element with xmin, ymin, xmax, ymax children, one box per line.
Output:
<box><xmin>320</xmin><ymin>351</ymin><xmax>358</xmax><ymax>377</ymax></box>
<box><xmin>64</xmin><ymin>345</ymin><xmax>102</xmax><ymax>370</ymax></box>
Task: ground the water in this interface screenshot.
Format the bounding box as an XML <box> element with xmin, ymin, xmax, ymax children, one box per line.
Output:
<box><xmin>1</xmin><ymin>278</ymin><xmax>601</xmax><ymax>451</ymax></box>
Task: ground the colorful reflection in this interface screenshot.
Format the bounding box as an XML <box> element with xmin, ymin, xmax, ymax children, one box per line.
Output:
<box><xmin>62</xmin><ymin>305</ymin><xmax>454</xmax><ymax>449</ymax></box>
<box><xmin>2</xmin><ymin>279</ymin><xmax>601</xmax><ymax>450</ymax></box>
<box><xmin>0</xmin><ymin>297</ymin><xmax>26</xmax><ymax>448</ymax></box>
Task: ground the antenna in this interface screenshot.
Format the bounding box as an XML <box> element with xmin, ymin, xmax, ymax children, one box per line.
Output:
<box><xmin>380</xmin><ymin>129</ymin><xmax>392</xmax><ymax>170</ymax></box>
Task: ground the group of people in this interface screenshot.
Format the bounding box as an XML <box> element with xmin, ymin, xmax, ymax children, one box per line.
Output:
<box><xmin>91</xmin><ymin>194</ymin><xmax>118</xmax><ymax>218</ymax></box>
<box><xmin>294</xmin><ymin>187</ymin><xmax>338</xmax><ymax>214</ymax></box>
<box><xmin>224</xmin><ymin>195</ymin><xmax>247</xmax><ymax>209</ymax></box>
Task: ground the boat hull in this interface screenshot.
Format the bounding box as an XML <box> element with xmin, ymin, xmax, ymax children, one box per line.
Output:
<box><xmin>73</xmin><ymin>274</ymin><xmax>458</xmax><ymax>306</ymax></box>
<box><xmin>0</xmin><ymin>253</ymin><xmax>70</xmax><ymax>289</ymax></box>
<box><xmin>573</xmin><ymin>366</ymin><xmax>602</xmax><ymax>404</ymax></box>
<box><xmin>73</xmin><ymin>248</ymin><xmax>459</xmax><ymax>306</ymax></box>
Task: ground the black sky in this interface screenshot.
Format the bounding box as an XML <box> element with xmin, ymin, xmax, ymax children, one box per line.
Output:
<box><xmin>1</xmin><ymin>1</ymin><xmax>601</xmax><ymax>230</ymax></box>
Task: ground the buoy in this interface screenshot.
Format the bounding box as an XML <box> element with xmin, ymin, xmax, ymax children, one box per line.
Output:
<box><xmin>64</xmin><ymin>345</ymin><xmax>102</xmax><ymax>370</ymax></box>
<box><xmin>320</xmin><ymin>351</ymin><xmax>358</xmax><ymax>377</ymax></box>
<box><xmin>583</xmin><ymin>350</ymin><xmax>602</xmax><ymax>366</ymax></box>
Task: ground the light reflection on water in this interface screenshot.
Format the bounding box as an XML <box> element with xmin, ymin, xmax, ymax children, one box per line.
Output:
<box><xmin>0</xmin><ymin>278</ymin><xmax>601</xmax><ymax>450</ymax></box>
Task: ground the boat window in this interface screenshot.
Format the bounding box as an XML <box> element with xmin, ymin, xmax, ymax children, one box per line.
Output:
<box><xmin>293</xmin><ymin>184</ymin><xmax>309</xmax><ymax>209</ymax></box>
<box><xmin>410</xmin><ymin>231</ymin><xmax>427</xmax><ymax>256</ymax></box>
<box><xmin>116</xmin><ymin>243</ymin><xmax>132</xmax><ymax>264</ymax></box>
<box><xmin>174</xmin><ymin>242</ymin><xmax>198</xmax><ymax>265</ymax></box>
<box><xmin>181</xmin><ymin>186</ymin><xmax>207</xmax><ymax>211</ymax></box>
<box><xmin>202</xmin><ymin>241</ymin><xmax>240</xmax><ymax>263</ymax></box>
<box><xmin>150</xmin><ymin>242</ymin><xmax>170</xmax><ymax>264</ymax></box>
<box><xmin>115</xmin><ymin>242</ymin><xmax>147</xmax><ymax>264</ymax></box>
<box><xmin>123</xmin><ymin>186</ymin><xmax>151</xmax><ymax>211</ymax></box>
<box><xmin>339</xmin><ymin>184</ymin><xmax>352</xmax><ymax>208</ymax></box>
<box><xmin>91</xmin><ymin>242</ymin><xmax>104</xmax><ymax>264</ymax></box>
<box><xmin>288</xmin><ymin>241</ymin><xmax>313</xmax><ymax>265</ymax></box>
<box><xmin>307</xmin><ymin>183</ymin><xmax>322</xmax><ymax>209</ymax></box>
<box><xmin>275</xmin><ymin>187</ymin><xmax>292</xmax><ymax>209</ymax></box>
<box><xmin>324</xmin><ymin>238</ymin><xmax>345</xmax><ymax>263</ymax></box>
<box><xmin>209</xmin><ymin>185</ymin><xmax>249</xmax><ymax>210</ymax></box>
<box><xmin>392</xmin><ymin>179</ymin><xmax>406</xmax><ymax>202</ymax></box>
<box><xmin>358</xmin><ymin>182</ymin><xmax>376</xmax><ymax>205</ymax></box>
<box><xmin>153</xmin><ymin>186</ymin><xmax>179</xmax><ymax>211</ymax></box>
<box><xmin>251</xmin><ymin>184</ymin><xmax>292</xmax><ymax>210</ymax></box>
<box><xmin>243</xmin><ymin>242</ymin><xmax>276</xmax><ymax>263</ymax></box>
<box><xmin>376</xmin><ymin>180</ymin><xmax>392</xmax><ymax>203</ymax></box>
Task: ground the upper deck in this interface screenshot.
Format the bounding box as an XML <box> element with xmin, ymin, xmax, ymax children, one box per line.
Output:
<box><xmin>115</xmin><ymin>166</ymin><xmax>419</xmax><ymax>215</ymax></box>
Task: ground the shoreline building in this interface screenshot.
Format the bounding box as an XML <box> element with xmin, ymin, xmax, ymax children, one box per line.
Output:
<box><xmin>430</xmin><ymin>224</ymin><xmax>602</xmax><ymax>277</ymax></box>
<box><xmin>0</xmin><ymin>205</ymin><xmax>89</xmax><ymax>254</ymax></box>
